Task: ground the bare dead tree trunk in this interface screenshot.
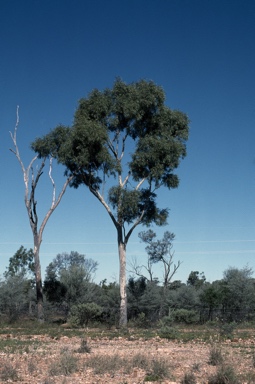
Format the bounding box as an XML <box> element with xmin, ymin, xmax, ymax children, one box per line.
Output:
<box><xmin>10</xmin><ymin>107</ymin><xmax>74</xmax><ymax>321</ymax></box>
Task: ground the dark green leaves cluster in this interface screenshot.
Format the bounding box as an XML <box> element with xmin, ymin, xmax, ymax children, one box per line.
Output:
<box><xmin>31</xmin><ymin>79</ymin><xmax>189</xmax><ymax>229</ymax></box>
<box><xmin>5</xmin><ymin>246</ymin><xmax>34</xmax><ymax>278</ymax></box>
<box><xmin>139</xmin><ymin>230</ymin><xmax>175</xmax><ymax>263</ymax></box>
<box><xmin>43</xmin><ymin>251</ymin><xmax>98</xmax><ymax>305</ymax></box>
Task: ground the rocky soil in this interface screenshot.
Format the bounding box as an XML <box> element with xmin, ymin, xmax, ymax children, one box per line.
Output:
<box><xmin>0</xmin><ymin>332</ymin><xmax>255</xmax><ymax>383</ymax></box>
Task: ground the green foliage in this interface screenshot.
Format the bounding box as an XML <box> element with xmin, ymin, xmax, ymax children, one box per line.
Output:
<box><xmin>32</xmin><ymin>79</ymin><xmax>189</xmax><ymax>230</ymax></box>
<box><xmin>187</xmin><ymin>271</ymin><xmax>206</xmax><ymax>289</ymax></box>
<box><xmin>127</xmin><ymin>277</ymin><xmax>148</xmax><ymax>319</ymax></box>
<box><xmin>69</xmin><ymin>303</ymin><xmax>102</xmax><ymax>327</ymax></box>
<box><xmin>136</xmin><ymin>281</ymin><xmax>162</xmax><ymax>321</ymax></box>
<box><xmin>208</xmin><ymin>364</ymin><xmax>240</xmax><ymax>384</ymax></box>
<box><xmin>44</xmin><ymin>251</ymin><xmax>98</xmax><ymax>308</ymax></box>
<box><xmin>131</xmin><ymin>312</ymin><xmax>151</xmax><ymax>328</ymax></box>
<box><xmin>160</xmin><ymin>315</ymin><xmax>174</xmax><ymax>327</ymax></box>
<box><xmin>167</xmin><ymin>284</ymin><xmax>200</xmax><ymax>311</ymax></box>
<box><xmin>31</xmin><ymin>79</ymin><xmax>189</xmax><ymax>327</ymax></box>
<box><xmin>219</xmin><ymin>322</ymin><xmax>236</xmax><ymax>339</ymax></box>
<box><xmin>0</xmin><ymin>273</ymin><xmax>35</xmax><ymax>322</ymax></box>
<box><xmin>95</xmin><ymin>280</ymin><xmax>120</xmax><ymax>327</ymax></box>
<box><xmin>158</xmin><ymin>325</ymin><xmax>180</xmax><ymax>339</ymax></box>
<box><xmin>172</xmin><ymin>309</ymin><xmax>199</xmax><ymax>324</ymax></box>
<box><xmin>219</xmin><ymin>266</ymin><xmax>255</xmax><ymax>321</ymax></box>
<box><xmin>139</xmin><ymin>230</ymin><xmax>175</xmax><ymax>264</ymax></box>
<box><xmin>199</xmin><ymin>282</ymin><xmax>221</xmax><ymax>320</ymax></box>
<box><xmin>5</xmin><ymin>246</ymin><xmax>34</xmax><ymax>278</ymax></box>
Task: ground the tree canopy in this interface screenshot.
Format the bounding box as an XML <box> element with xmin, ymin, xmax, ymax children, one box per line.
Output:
<box><xmin>32</xmin><ymin>79</ymin><xmax>189</xmax><ymax>231</ymax></box>
<box><xmin>31</xmin><ymin>79</ymin><xmax>189</xmax><ymax>326</ymax></box>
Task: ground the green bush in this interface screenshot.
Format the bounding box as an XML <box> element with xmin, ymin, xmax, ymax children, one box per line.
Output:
<box><xmin>132</xmin><ymin>312</ymin><xmax>151</xmax><ymax>328</ymax></box>
<box><xmin>69</xmin><ymin>303</ymin><xmax>102</xmax><ymax>327</ymax></box>
<box><xmin>173</xmin><ymin>309</ymin><xmax>199</xmax><ymax>324</ymax></box>
<box><xmin>160</xmin><ymin>315</ymin><xmax>174</xmax><ymax>327</ymax></box>
<box><xmin>158</xmin><ymin>325</ymin><xmax>180</xmax><ymax>339</ymax></box>
<box><xmin>219</xmin><ymin>322</ymin><xmax>236</xmax><ymax>339</ymax></box>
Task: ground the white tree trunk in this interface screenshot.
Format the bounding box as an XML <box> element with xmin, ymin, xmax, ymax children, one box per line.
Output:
<box><xmin>33</xmin><ymin>236</ymin><xmax>44</xmax><ymax>322</ymax></box>
<box><xmin>118</xmin><ymin>240</ymin><xmax>127</xmax><ymax>327</ymax></box>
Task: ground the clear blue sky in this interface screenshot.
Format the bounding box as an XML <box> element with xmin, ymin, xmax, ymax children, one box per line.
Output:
<box><xmin>1</xmin><ymin>0</ymin><xmax>255</xmax><ymax>284</ymax></box>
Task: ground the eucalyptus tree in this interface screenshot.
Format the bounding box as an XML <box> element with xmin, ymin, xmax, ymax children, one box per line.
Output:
<box><xmin>137</xmin><ymin>230</ymin><xmax>181</xmax><ymax>317</ymax></box>
<box><xmin>44</xmin><ymin>251</ymin><xmax>98</xmax><ymax>308</ymax></box>
<box><xmin>10</xmin><ymin>107</ymin><xmax>74</xmax><ymax>321</ymax></box>
<box><xmin>4</xmin><ymin>246</ymin><xmax>34</xmax><ymax>278</ymax></box>
<box><xmin>31</xmin><ymin>79</ymin><xmax>189</xmax><ymax>326</ymax></box>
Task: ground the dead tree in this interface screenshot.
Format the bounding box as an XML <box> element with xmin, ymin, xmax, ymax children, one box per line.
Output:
<box><xmin>10</xmin><ymin>106</ymin><xmax>74</xmax><ymax>321</ymax></box>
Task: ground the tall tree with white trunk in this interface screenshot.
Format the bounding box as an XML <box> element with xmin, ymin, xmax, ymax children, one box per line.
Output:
<box><xmin>32</xmin><ymin>79</ymin><xmax>189</xmax><ymax>326</ymax></box>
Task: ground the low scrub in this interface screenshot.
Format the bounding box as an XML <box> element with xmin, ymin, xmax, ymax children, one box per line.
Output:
<box><xmin>208</xmin><ymin>344</ymin><xmax>224</xmax><ymax>366</ymax></box>
<box><xmin>76</xmin><ymin>338</ymin><xmax>91</xmax><ymax>353</ymax></box>
<box><xmin>84</xmin><ymin>352</ymin><xmax>171</xmax><ymax>380</ymax></box>
<box><xmin>48</xmin><ymin>349</ymin><xmax>79</xmax><ymax>376</ymax></box>
<box><xmin>158</xmin><ymin>325</ymin><xmax>180</xmax><ymax>339</ymax></box>
<box><xmin>0</xmin><ymin>361</ymin><xmax>19</xmax><ymax>382</ymax></box>
<box><xmin>180</xmin><ymin>372</ymin><xmax>197</xmax><ymax>384</ymax></box>
<box><xmin>144</xmin><ymin>358</ymin><xmax>171</xmax><ymax>381</ymax></box>
<box><xmin>208</xmin><ymin>364</ymin><xmax>240</xmax><ymax>384</ymax></box>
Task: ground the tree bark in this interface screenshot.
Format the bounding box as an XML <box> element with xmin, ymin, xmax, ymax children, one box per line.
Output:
<box><xmin>118</xmin><ymin>229</ymin><xmax>127</xmax><ymax>327</ymax></box>
<box><xmin>33</xmin><ymin>235</ymin><xmax>44</xmax><ymax>321</ymax></box>
<box><xmin>10</xmin><ymin>108</ymin><xmax>74</xmax><ymax>322</ymax></box>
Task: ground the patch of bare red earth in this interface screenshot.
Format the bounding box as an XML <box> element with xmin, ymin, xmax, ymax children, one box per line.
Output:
<box><xmin>1</xmin><ymin>334</ymin><xmax>255</xmax><ymax>383</ymax></box>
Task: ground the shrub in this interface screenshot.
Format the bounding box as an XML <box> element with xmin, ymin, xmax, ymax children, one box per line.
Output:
<box><xmin>160</xmin><ymin>315</ymin><xmax>174</xmax><ymax>327</ymax></box>
<box><xmin>144</xmin><ymin>358</ymin><xmax>171</xmax><ymax>381</ymax></box>
<box><xmin>76</xmin><ymin>338</ymin><xmax>91</xmax><ymax>353</ymax></box>
<box><xmin>158</xmin><ymin>325</ymin><xmax>180</xmax><ymax>339</ymax></box>
<box><xmin>133</xmin><ymin>312</ymin><xmax>151</xmax><ymax>328</ymax></box>
<box><xmin>181</xmin><ymin>372</ymin><xmax>197</xmax><ymax>384</ymax></box>
<box><xmin>208</xmin><ymin>344</ymin><xmax>224</xmax><ymax>366</ymax></box>
<box><xmin>85</xmin><ymin>354</ymin><xmax>124</xmax><ymax>374</ymax></box>
<box><xmin>130</xmin><ymin>353</ymin><xmax>149</xmax><ymax>370</ymax></box>
<box><xmin>69</xmin><ymin>303</ymin><xmax>102</xmax><ymax>327</ymax></box>
<box><xmin>84</xmin><ymin>352</ymin><xmax>171</xmax><ymax>379</ymax></box>
<box><xmin>0</xmin><ymin>361</ymin><xmax>19</xmax><ymax>381</ymax></box>
<box><xmin>173</xmin><ymin>309</ymin><xmax>199</xmax><ymax>324</ymax></box>
<box><xmin>208</xmin><ymin>364</ymin><xmax>240</xmax><ymax>384</ymax></box>
<box><xmin>219</xmin><ymin>322</ymin><xmax>236</xmax><ymax>339</ymax></box>
<box><xmin>48</xmin><ymin>349</ymin><xmax>79</xmax><ymax>376</ymax></box>
<box><xmin>27</xmin><ymin>359</ymin><xmax>37</xmax><ymax>374</ymax></box>
<box><xmin>252</xmin><ymin>350</ymin><xmax>255</xmax><ymax>368</ymax></box>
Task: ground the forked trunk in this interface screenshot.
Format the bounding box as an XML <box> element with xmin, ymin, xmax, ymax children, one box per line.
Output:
<box><xmin>118</xmin><ymin>234</ymin><xmax>127</xmax><ymax>327</ymax></box>
<box><xmin>34</xmin><ymin>236</ymin><xmax>44</xmax><ymax>322</ymax></box>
